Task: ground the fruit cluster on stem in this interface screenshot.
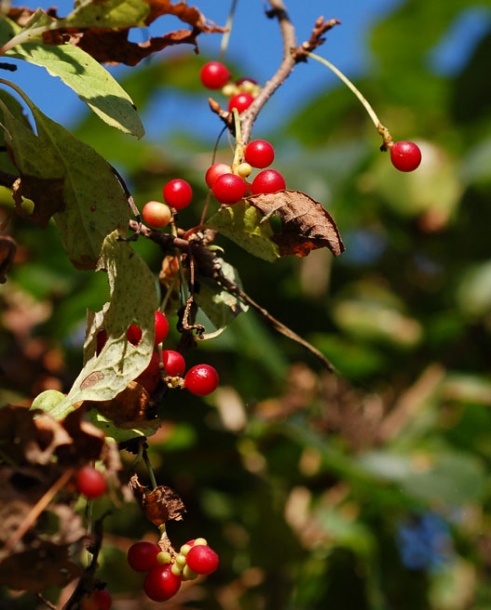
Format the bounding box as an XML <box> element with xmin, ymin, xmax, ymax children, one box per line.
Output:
<box><xmin>127</xmin><ymin>537</ymin><xmax>219</xmax><ymax>602</ymax></box>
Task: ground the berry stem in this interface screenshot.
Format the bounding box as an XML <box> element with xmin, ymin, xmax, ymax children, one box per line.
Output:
<box><xmin>305</xmin><ymin>51</ymin><xmax>394</xmax><ymax>149</ymax></box>
<box><xmin>231</xmin><ymin>108</ymin><xmax>246</xmax><ymax>172</ymax></box>
<box><xmin>143</xmin><ymin>448</ymin><xmax>158</xmax><ymax>490</ymax></box>
<box><xmin>220</xmin><ymin>0</ymin><xmax>239</xmax><ymax>62</ymax></box>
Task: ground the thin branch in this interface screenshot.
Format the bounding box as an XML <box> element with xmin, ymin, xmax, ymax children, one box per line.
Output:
<box><xmin>239</xmin><ymin>0</ymin><xmax>297</xmax><ymax>143</ymax></box>
<box><xmin>3</xmin><ymin>468</ymin><xmax>74</xmax><ymax>553</ymax></box>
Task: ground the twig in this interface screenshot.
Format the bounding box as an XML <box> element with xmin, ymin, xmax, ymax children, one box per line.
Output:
<box><xmin>239</xmin><ymin>0</ymin><xmax>297</xmax><ymax>144</ymax></box>
<box><xmin>4</xmin><ymin>468</ymin><xmax>74</xmax><ymax>553</ymax></box>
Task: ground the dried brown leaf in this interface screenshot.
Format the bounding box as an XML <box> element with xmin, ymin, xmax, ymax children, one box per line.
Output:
<box><xmin>85</xmin><ymin>382</ymin><xmax>153</xmax><ymax>429</ymax></box>
<box><xmin>0</xmin><ymin>541</ymin><xmax>82</xmax><ymax>592</ymax></box>
<box><xmin>248</xmin><ymin>189</ymin><xmax>344</xmax><ymax>258</ymax></box>
<box><xmin>130</xmin><ymin>474</ymin><xmax>186</xmax><ymax>526</ymax></box>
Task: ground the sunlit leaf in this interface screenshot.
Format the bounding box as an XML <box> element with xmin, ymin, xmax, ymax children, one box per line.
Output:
<box><xmin>206</xmin><ymin>200</ymin><xmax>280</xmax><ymax>262</ymax></box>
<box><xmin>0</xmin><ymin>82</ymin><xmax>129</xmax><ymax>269</ymax></box>
<box><xmin>46</xmin><ymin>231</ymin><xmax>158</xmax><ymax>419</ymax></box>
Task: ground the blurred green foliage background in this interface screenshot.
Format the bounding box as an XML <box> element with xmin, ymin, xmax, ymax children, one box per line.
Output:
<box><xmin>1</xmin><ymin>0</ymin><xmax>491</xmax><ymax>608</ymax></box>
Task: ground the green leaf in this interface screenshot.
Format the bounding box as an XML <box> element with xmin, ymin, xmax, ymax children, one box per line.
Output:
<box><xmin>85</xmin><ymin>408</ymin><xmax>160</xmax><ymax>443</ymax></box>
<box><xmin>359</xmin><ymin>449</ymin><xmax>485</xmax><ymax>505</ymax></box>
<box><xmin>55</xmin><ymin>0</ymin><xmax>150</xmax><ymax>30</ymax></box>
<box><xmin>1</xmin><ymin>14</ymin><xmax>144</xmax><ymax>137</ymax></box>
<box><xmin>206</xmin><ymin>201</ymin><xmax>280</xmax><ymax>262</ymax></box>
<box><xmin>0</xmin><ymin>81</ymin><xmax>129</xmax><ymax>269</ymax></box>
<box><xmin>194</xmin><ymin>258</ymin><xmax>248</xmax><ymax>334</ymax></box>
<box><xmin>46</xmin><ymin>231</ymin><xmax>158</xmax><ymax>419</ymax></box>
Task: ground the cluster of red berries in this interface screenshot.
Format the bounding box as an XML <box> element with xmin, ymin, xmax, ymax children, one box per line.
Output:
<box><xmin>141</xmin><ymin>177</ymin><xmax>194</xmax><ymax>228</ymax></box>
<box><xmin>97</xmin><ymin>310</ymin><xmax>219</xmax><ymax>397</ymax></box>
<box><xmin>127</xmin><ymin>538</ymin><xmax>219</xmax><ymax>602</ymax></box>
<box><xmin>206</xmin><ymin>139</ymin><xmax>286</xmax><ymax>205</ymax></box>
<box><xmin>200</xmin><ymin>60</ymin><xmax>260</xmax><ymax>115</ymax></box>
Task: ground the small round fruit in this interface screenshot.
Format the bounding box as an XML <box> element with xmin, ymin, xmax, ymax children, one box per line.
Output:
<box><xmin>212</xmin><ymin>173</ymin><xmax>246</xmax><ymax>204</ymax></box>
<box><xmin>154</xmin><ymin>311</ymin><xmax>169</xmax><ymax>345</ymax></box>
<box><xmin>184</xmin><ymin>364</ymin><xmax>219</xmax><ymax>396</ymax></box>
<box><xmin>81</xmin><ymin>589</ymin><xmax>112</xmax><ymax>610</ymax></box>
<box><xmin>185</xmin><ymin>544</ymin><xmax>219</xmax><ymax>575</ymax></box>
<box><xmin>126</xmin><ymin>324</ymin><xmax>142</xmax><ymax>345</ymax></box>
<box><xmin>389</xmin><ymin>141</ymin><xmax>422</xmax><ymax>172</ymax></box>
<box><xmin>142</xmin><ymin>201</ymin><xmax>172</xmax><ymax>228</ymax></box>
<box><xmin>127</xmin><ymin>541</ymin><xmax>161</xmax><ymax>572</ymax></box>
<box><xmin>162</xmin><ymin>350</ymin><xmax>186</xmax><ymax>376</ymax></box>
<box><xmin>144</xmin><ymin>564</ymin><xmax>182</xmax><ymax>601</ymax></box>
<box><xmin>244</xmin><ymin>140</ymin><xmax>275</xmax><ymax>168</ymax></box>
<box><xmin>162</xmin><ymin>179</ymin><xmax>193</xmax><ymax>210</ymax></box>
<box><xmin>251</xmin><ymin>169</ymin><xmax>286</xmax><ymax>195</ymax></box>
<box><xmin>228</xmin><ymin>92</ymin><xmax>254</xmax><ymax>114</ymax></box>
<box><xmin>205</xmin><ymin>163</ymin><xmax>232</xmax><ymax>188</ymax></box>
<box><xmin>96</xmin><ymin>329</ymin><xmax>108</xmax><ymax>355</ymax></box>
<box><xmin>76</xmin><ymin>466</ymin><xmax>107</xmax><ymax>500</ymax></box>
<box><xmin>235</xmin><ymin>162</ymin><xmax>253</xmax><ymax>178</ymax></box>
<box><xmin>135</xmin><ymin>350</ymin><xmax>161</xmax><ymax>394</ymax></box>
<box><xmin>200</xmin><ymin>61</ymin><xmax>230</xmax><ymax>90</ymax></box>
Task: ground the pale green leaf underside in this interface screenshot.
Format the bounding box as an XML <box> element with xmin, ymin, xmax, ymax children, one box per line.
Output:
<box><xmin>54</xmin><ymin>231</ymin><xmax>159</xmax><ymax>414</ymax></box>
<box><xmin>206</xmin><ymin>201</ymin><xmax>280</xmax><ymax>263</ymax></box>
<box><xmin>194</xmin><ymin>258</ymin><xmax>249</xmax><ymax>332</ymax></box>
<box><xmin>1</xmin><ymin>14</ymin><xmax>144</xmax><ymax>137</ymax></box>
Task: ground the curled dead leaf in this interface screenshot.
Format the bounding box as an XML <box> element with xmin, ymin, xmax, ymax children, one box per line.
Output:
<box><xmin>130</xmin><ymin>474</ymin><xmax>186</xmax><ymax>527</ymax></box>
<box><xmin>248</xmin><ymin>189</ymin><xmax>344</xmax><ymax>258</ymax></box>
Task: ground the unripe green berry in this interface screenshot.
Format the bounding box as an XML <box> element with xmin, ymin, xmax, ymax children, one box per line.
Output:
<box><xmin>194</xmin><ymin>537</ymin><xmax>207</xmax><ymax>546</ymax></box>
<box><xmin>157</xmin><ymin>551</ymin><xmax>172</xmax><ymax>564</ymax></box>
<box><xmin>182</xmin><ymin>565</ymin><xmax>199</xmax><ymax>581</ymax></box>
<box><xmin>235</xmin><ymin>162</ymin><xmax>253</xmax><ymax>178</ymax></box>
<box><xmin>175</xmin><ymin>553</ymin><xmax>187</xmax><ymax>568</ymax></box>
<box><xmin>180</xmin><ymin>544</ymin><xmax>192</xmax><ymax>556</ymax></box>
<box><xmin>171</xmin><ymin>562</ymin><xmax>183</xmax><ymax>576</ymax></box>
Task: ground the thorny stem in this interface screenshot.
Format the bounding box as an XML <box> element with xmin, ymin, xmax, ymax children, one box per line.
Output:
<box><xmin>305</xmin><ymin>51</ymin><xmax>394</xmax><ymax>149</ymax></box>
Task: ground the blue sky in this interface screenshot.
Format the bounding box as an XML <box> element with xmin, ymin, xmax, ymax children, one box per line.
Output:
<box><xmin>4</xmin><ymin>0</ymin><xmax>489</xmax><ymax>140</ymax></box>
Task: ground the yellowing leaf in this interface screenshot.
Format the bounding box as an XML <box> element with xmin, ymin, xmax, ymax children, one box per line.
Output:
<box><xmin>206</xmin><ymin>201</ymin><xmax>280</xmax><ymax>262</ymax></box>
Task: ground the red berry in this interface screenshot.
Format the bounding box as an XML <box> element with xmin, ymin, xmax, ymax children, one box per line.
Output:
<box><xmin>205</xmin><ymin>163</ymin><xmax>232</xmax><ymax>188</ymax></box>
<box><xmin>389</xmin><ymin>141</ymin><xmax>422</xmax><ymax>172</ymax></box>
<box><xmin>162</xmin><ymin>179</ymin><xmax>193</xmax><ymax>210</ymax></box>
<box><xmin>96</xmin><ymin>329</ymin><xmax>107</xmax><ymax>355</ymax></box>
<box><xmin>244</xmin><ymin>140</ymin><xmax>275</xmax><ymax>168</ymax></box>
<box><xmin>212</xmin><ymin>173</ymin><xmax>246</xmax><ymax>204</ymax></box>
<box><xmin>135</xmin><ymin>350</ymin><xmax>161</xmax><ymax>394</ymax></box>
<box><xmin>127</xmin><ymin>541</ymin><xmax>161</xmax><ymax>572</ymax></box>
<box><xmin>144</xmin><ymin>564</ymin><xmax>182</xmax><ymax>601</ymax></box>
<box><xmin>184</xmin><ymin>364</ymin><xmax>219</xmax><ymax>396</ymax></box>
<box><xmin>81</xmin><ymin>589</ymin><xmax>112</xmax><ymax>610</ymax></box>
<box><xmin>200</xmin><ymin>61</ymin><xmax>230</xmax><ymax>90</ymax></box>
<box><xmin>126</xmin><ymin>324</ymin><xmax>142</xmax><ymax>345</ymax></box>
<box><xmin>162</xmin><ymin>350</ymin><xmax>186</xmax><ymax>376</ymax></box>
<box><xmin>235</xmin><ymin>77</ymin><xmax>258</xmax><ymax>86</ymax></box>
<box><xmin>76</xmin><ymin>466</ymin><xmax>107</xmax><ymax>500</ymax></box>
<box><xmin>251</xmin><ymin>169</ymin><xmax>286</xmax><ymax>195</ymax></box>
<box><xmin>185</xmin><ymin>544</ymin><xmax>219</xmax><ymax>575</ymax></box>
<box><xmin>228</xmin><ymin>92</ymin><xmax>254</xmax><ymax>114</ymax></box>
<box><xmin>154</xmin><ymin>311</ymin><xmax>169</xmax><ymax>345</ymax></box>
<box><xmin>127</xmin><ymin>311</ymin><xmax>169</xmax><ymax>347</ymax></box>
<box><xmin>142</xmin><ymin>201</ymin><xmax>172</xmax><ymax>228</ymax></box>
